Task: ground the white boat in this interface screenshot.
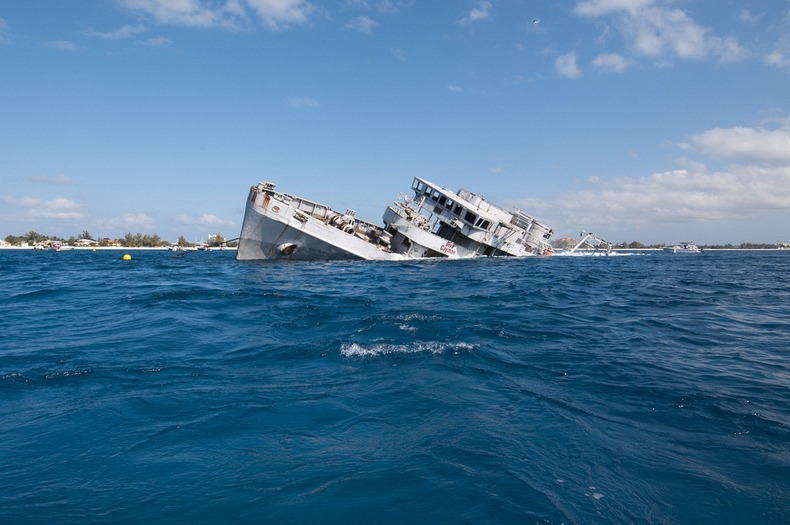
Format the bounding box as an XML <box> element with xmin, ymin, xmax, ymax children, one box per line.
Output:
<box><xmin>32</xmin><ymin>241</ymin><xmax>74</xmax><ymax>251</ymax></box>
<box><xmin>236</xmin><ymin>178</ymin><xmax>555</xmax><ymax>261</ymax></box>
<box><xmin>664</xmin><ymin>242</ymin><xmax>702</xmax><ymax>253</ymax></box>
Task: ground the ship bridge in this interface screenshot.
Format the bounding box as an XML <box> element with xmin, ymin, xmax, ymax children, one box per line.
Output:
<box><xmin>411</xmin><ymin>177</ymin><xmax>502</xmax><ymax>233</ymax></box>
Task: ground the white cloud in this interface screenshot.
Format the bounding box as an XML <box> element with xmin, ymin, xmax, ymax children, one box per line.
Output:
<box><xmin>391</xmin><ymin>47</ymin><xmax>406</xmax><ymax>62</ymax></box>
<box><xmin>343</xmin><ymin>0</ymin><xmax>369</xmax><ymax>9</ymax></box>
<box><xmin>713</xmin><ymin>36</ymin><xmax>750</xmax><ymax>63</ymax></box>
<box><xmin>42</xmin><ymin>198</ymin><xmax>85</xmax><ymax>219</ymax></box>
<box><xmin>575</xmin><ymin>0</ymin><xmax>653</xmax><ymax>17</ymax></box>
<box><xmin>556</xmin><ymin>52</ymin><xmax>581</xmax><ymax>78</ymax></box>
<box><xmin>375</xmin><ymin>1</ymin><xmax>414</xmax><ymax>15</ymax></box>
<box><xmin>459</xmin><ymin>1</ymin><xmax>493</xmax><ymax>25</ymax></box>
<box><xmin>520</xmin><ymin>167</ymin><xmax>790</xmax><ymax>228</ymax></box>
<box><xmin>738</xmin><ymin>9</ymin><xmax>760</xmax><ymax>25</ymax></box>
<box><xmin>199</xmin><ymin>214</ymin><xmax>236</xmax><ymax>227</ymax></box>
<box><xmin>765</xmin><ymin>50</ymin><xmax>790</xmax><ymax>71</ymax></box>
<box><xmin>0</xmin><ymin>17</ymin><xmax>10</xmax><ymax>44</ymax></box>
<box><xmin>175</xmin><ymin>213</ymin><xmax>235</xmax><ymax>228</ymax></box>
<box><xmin>41</xmin><ymin>40</ymin><xmax>80</xmax><ymax>51</ymax></box>
<box><xmin>506</xmin><ymin>73</ymin><xmax>539</xmax><ymax>86</ymax></box>
<box><xmin>84</xmin><ymin>24</ymin><xmax>147</xmax><ymax>39</ymax></box>
<box><xmin>688</xmin><ymin>123</ymin><xmax>790</xmax><ymax>165</ymax></box>
<box><xmin>1</xmin><ymin>196</ymin><xmax>39</xmax><ymax>209</ymax></box>
<box><xmin>445</xmin><ymin>85</ymin><xmax>486</xmax><ymax>95</ymax></box>
<box><xmin>120</xmin><ymin>213</ymin><xmax>156</xmax><ymax>228</ymax></box>
<box><xmin>288</xmin><ymin>96</ymin><xmax>321</xmax><ymax>107</ymax></box>
<box><xmin>120</xmin><ymin>0</ymin><xmax>237</xmax><ymax>28</ymax></box>
<box><xmin>592</xmin><ymin>52</ymin><xmax>630</xmax><ymax>72</ymax></box>
<box><xmin>765</xmin><ymin>20</ymin><xmax>790</xmax><ymax>71</ymax></box>
<box><xmin>343</xmin><ymin>1</ymin><xmax>415</xmax><ymax>14</ymax></box>
<box><xmin>245</xmin><ymin>0</ymin><xmax>314</xmax><ymax>30</ymax></box>
<box><xmin>120</xmin><ymin>0</ymin><xmax>314</xmax><ymax>30</ymax></box>
<box><xmin>119</xmin><ymin>0</ymin><xmax>413</xmax><ymax>31</ymax></box>
<box><xmin>345</xmin><ymin>15</ymin><xmax>377</xmax><ymax>34</ymax></box>
<box><xmin>145</xmin><ymin>37</ymin><xmax>173</xmax><ymax>48</ymax></box>
<box><xmin>674</xmin><ymin>157</ymin><xmax>708</xmax><ymax>174</ymax></box>
<box><xmin>575</xmin><ymin>0</ymin><xmax>749</xmax><ymax>64</ymax></box>
<box><xmin>509</xmin><ymin>119</ymin><xmax>790</xmax><ymax>231</ymax></box>
<box><xmin>1</xmin><ymin>196</ymin><xmax>85</xmax><ymax>219</ymax></box>
<box><xmin>91</xmin><ymin>212</ymin><xmax>156</xmax><ymax>232</ymax></box>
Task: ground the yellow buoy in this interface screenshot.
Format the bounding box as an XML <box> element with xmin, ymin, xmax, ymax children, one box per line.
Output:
<box><xmin>123</xmin><ymin>254</ymin><xmax>132</xmax><ymax>261</ymax></box>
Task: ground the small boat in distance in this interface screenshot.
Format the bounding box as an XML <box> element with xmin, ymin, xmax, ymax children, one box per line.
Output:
<box><xmin>664</xmin><ymin>242</ymin><xmax>702</xmax><ymax>253</ymax></box>
<box><xmin>32</xmin><ymin>241</ymin><xmax>74</xmax><ymax>251</ymax></box>
<box><xmin>236</xmin><ymin>178</ymin><xmax>555</xmax><ymax>261</ymax></box>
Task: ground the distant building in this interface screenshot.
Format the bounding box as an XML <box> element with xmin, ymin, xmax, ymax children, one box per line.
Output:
<box><xmin>75</xmin><ymin>238</ymin><xmax>98</xmax><ymax>247</ymax></box>
<box><xmin>552</xmin><ymin>237</ymin><xmax>578</xmax><ymax>250</ymax></box>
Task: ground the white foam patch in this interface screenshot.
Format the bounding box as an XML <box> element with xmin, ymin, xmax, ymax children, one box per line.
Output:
<box><xmin>586</xmin><ymin>486</ymin><xmax>605</xmax><ymax>500</ymax></box>
<box><xmin>340</xmin><ymin>341</ymin><xmax>475</xmax><ymax>357</ymax></box>
<box><xmin>44</xmin><ymin>369</ymin><xmax>91</xmax><ymax>379</ymax></box>
<box><xmin>390</xmin><ymin>313</ymin><xmax>438</xmax><ymax>321</ymax></box>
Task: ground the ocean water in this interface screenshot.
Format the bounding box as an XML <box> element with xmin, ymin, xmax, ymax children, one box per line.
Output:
<box><xmin>1</xmin><ymin>249</ymin><xmax>788</xmax><ymax>524</ymax></box>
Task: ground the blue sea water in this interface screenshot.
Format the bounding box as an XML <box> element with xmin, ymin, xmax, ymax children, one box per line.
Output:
<box><xmin>1</xmin><ymin>249</ymin><xmax>788</xmax><ymax>524</ymax></box>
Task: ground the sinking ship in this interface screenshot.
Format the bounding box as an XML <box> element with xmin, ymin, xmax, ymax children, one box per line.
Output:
<box><xmin>236</xmin><ymin>177</ymin><xmax>555</xmax><ymax>261</ymax></box>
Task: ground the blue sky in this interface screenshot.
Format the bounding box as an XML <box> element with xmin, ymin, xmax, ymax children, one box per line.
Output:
<box><xmin>1</xmin><ymin>0</ymin><xmax>789</xmax><ymax>245</ymax></box>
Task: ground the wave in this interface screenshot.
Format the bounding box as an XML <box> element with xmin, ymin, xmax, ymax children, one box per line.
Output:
<box><xmin>340</xmin><ymin>341</ymin><xmax>477</xmax><ymax>357</ymax></box>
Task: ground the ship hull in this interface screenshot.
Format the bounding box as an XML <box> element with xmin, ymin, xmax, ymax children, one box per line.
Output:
<box><xmin>236</xmin><ymin>185</ymin><xmax>402</xmax><ymax>261</ymax></box>
<box><xmin>236</xmin><ymin>179</ymin><xmax>557</xmax><ymax>262</ymax></box>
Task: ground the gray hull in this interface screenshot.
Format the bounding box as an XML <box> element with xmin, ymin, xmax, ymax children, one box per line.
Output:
<box><xmin>236</xmin><ymin>184</ymin><xmax>401</xmax><ymax>261</ymax></box>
